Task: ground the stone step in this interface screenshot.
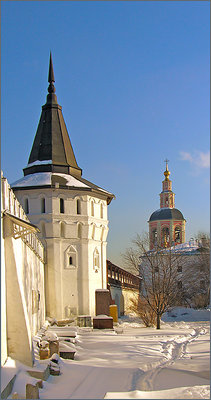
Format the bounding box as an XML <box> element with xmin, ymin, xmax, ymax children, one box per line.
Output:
<box><xmin>27</xmin><ymin>365</ymin><xmax>50</xmax><ymax>381</ymax></box>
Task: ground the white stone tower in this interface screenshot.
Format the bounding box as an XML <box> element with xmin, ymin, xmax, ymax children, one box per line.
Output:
<box><xmin>12</xmin><ymin>54</ymin><xmax>115</xmax><ymax>319</ymax></box>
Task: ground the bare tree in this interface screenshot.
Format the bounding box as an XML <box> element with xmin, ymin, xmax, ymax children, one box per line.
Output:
<box><xmin>123</xmin><ymin>233</ymin><xmax>184</xmax><ymax>329</ymax></box>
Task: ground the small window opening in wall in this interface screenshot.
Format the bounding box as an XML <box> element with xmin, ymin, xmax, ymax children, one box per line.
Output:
<box><xmin>41</xmin><ymin>198</ymin><xmax>45</xmax><ymax>213</ymax></box>
<box><xmin>77</xmin><ymin>199</ymin><xmax>81</xmax><ymax>215</ymax></box>
<box><xmin>25</xmin><ymin>198</ymin><xmax>29</xmax><ymax>214</ymax></box>
<box><xmin>175</xmin><ymin>227</ymin><xmax>181</xmax><ymax>243</ymax></box>
<box><xmin>38</xmin><ymin>291</ymin><xmax>40</xmax><ymax>310</ymax></box>
<box><xmin>60</xmin><ymin>198</ymin><xmax>64</xmax><ymax>213</ymax></box>
<box><xmin>69</xmin><ymin>256</ymin><xmax>73</xmax><ymax>265</ymax></box>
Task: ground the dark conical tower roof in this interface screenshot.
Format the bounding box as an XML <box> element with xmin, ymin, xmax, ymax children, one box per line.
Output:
<box><xmin>23</xmin><ymin>53</ymin><xmax>82</xmax><ymax>178</ymax></box>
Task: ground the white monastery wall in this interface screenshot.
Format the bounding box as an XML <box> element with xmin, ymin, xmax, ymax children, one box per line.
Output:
<box><xmin>122</xmin><ymin>288</ymin><xmax>139</xmax><ymax>314</ymax></box>
<box><xmin>110</xmin><ymin>286</ymin><xmax>139</xmax><ymax>317</ymax></box>
<box><xmin>1</xmin><ymin>197</ymin><xmax>7</xmax><ymax>366</ymax></box>
<box><xmin>1</xmin><ymin>174</ymin><xmax>45</xmax><ymax>367</ymax></box>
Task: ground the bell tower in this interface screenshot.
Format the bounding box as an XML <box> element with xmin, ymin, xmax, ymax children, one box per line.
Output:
<box><xmin>148</xmin><ymin>160</ymin><xmax>186</xmax><ymax>250</ymax></box>
<box><xmin>159</xmin><ymin>159</ymin><xmax>175</xmax><ymax>209</ymax></box>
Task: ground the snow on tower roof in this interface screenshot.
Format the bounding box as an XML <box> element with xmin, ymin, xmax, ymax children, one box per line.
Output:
<box><xmin>11</xmin><ymin>172</ymin><xmax>115</xmax><ymax>203</ymax></box>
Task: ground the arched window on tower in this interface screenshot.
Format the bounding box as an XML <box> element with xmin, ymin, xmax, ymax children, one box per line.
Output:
<box><xmin>152</xmin><ymin>229</ymin><xmax>157</xmax><ymax>246</ymax></box>
<box><xmin>24</xmin><ymin>198</ymin><xmax>29</xmax><ymax>214</ymax></box>
<box><xmin>60</xmin><ymin>198</ymin><xmax>64</xmax><ymax>213</ymax></box>
<box><xmin>165</xmin><ymin>197</ymin><xmax>169</xmax><ymax>206</ymax></box>
<box><xmin>65</xmin><ymin>245</ymin><xmax>77</xmax><ymax>269</ymax></box>
<box><xmin>175</xmin><ymin>226</ymin><xmax>181</xmax><ymax>243</ymax></box>
<box><xmin>41</xmin><ymin>198</ymin><xmax>45</xmax><ymax>213</ymax></box>
<box><xmin>77</xmin><ymin>199</ymin><xmax>81</xmax><ymax>215</ymax></box>
<box><xmin>161</xmin><ymin>227</ymin><xmax>170</xmax><ymax>247</ymax></box>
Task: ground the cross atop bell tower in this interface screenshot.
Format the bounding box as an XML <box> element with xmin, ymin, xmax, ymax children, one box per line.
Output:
<box><xmin>160</xmin><ymin>159</ymin><xmax>175</xmax><ymax>208</ymax></box>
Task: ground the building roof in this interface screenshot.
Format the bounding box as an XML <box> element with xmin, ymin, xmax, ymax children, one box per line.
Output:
<box><xmin>23</xmin><ymin>52</ymin><xmax>82</xmax><ymax>178</ymax></box>
<box><xmin>144</xmin><ymin>240</ymin><xmax>209</xmax><ymax>256</ymax></box>
<box><xmin>12</xmin><ymin>53</ymin><xmax>115</xmax><ymax>204</ymax></box>
<box><xmin>149</xmin><ymin>207</ymin><xmax>185</xmax><ymax>222</ymax></box>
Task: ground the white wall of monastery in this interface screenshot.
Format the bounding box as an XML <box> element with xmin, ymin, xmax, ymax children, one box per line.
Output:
<box><xmin>1</xmin><ymin>197</ymin><xmax>7</xmax><ymax>366</ymax></box>
<box><xmin>1</xmin><ymin>174</ymin><xmax>45</xmax><ymax>366</ymax></box>
<box><xmin>109</xmin><ymin>286</ymin><xmax>139</xmax><ymax>317</ymax></box>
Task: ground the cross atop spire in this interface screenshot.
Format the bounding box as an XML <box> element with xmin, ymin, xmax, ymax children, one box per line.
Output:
<box><xmin>164</xmin><ymin>158</ymin><xmax>169</xmax><ymax>170</ymax></box>
<box><xmin>163</xmin><ymin>158</ymin><xmax>170</xmax><ymax>180</ymax></box>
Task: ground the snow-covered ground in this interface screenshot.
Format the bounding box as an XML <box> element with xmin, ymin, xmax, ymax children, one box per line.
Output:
<box><xmin>4</xmin><ymin>307</ymin><xmax>210</xmax><ymax>399</ymax></box>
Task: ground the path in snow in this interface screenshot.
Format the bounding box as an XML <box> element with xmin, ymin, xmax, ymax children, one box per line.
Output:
<box><xmin>138</xmin><ymin>325</ymin><xmax>208</xmax><ymax>391</ymax></box>
<box><xmin>8</xmin><ymin>319</ymin><xmax>209</xmax><ymax>399</ymax></box>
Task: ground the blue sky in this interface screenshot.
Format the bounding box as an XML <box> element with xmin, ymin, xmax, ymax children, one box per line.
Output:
<box><xmin>1</xmin><ymin>1</ymin><xmax>210</xmax><ymax>266</ymax></box>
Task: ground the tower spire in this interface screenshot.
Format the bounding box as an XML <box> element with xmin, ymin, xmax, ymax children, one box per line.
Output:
<box><xmin>48</xmin><ymin>52</ymin><xmax>56</xmax><ymax>93</ymax></box>
<box><xmin>160</xmin><ymin>159</ymin><xmax>174</xmax><ymax>208</ymax></box>
<box><xmin>23</xmin><ymin>53</ymin><xmax>82</xmax><ymax>177</ymax></box>
<box><xmin>164</xmin><ymin>158</ymin><xmax>170</xmax><ymax>180</ymax></box>
<box><xmin>47</xmin><ymin>52</ymin><xmax>57</xmax><ymax>104</ymax></box>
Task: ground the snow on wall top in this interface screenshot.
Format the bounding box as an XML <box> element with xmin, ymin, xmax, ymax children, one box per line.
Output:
<box><xmin>170</xmin><ymin>240</ymin><xmax>202</xmax><ymax>253</ymax></box>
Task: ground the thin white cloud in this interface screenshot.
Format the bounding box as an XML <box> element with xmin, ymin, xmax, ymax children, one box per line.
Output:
<box><xmin>180</xmin><ymin>150</ymin><xmax>210</xmax><ymax>169</ymax></box>
<box><xmin>196</xmin><ymin>152</ymin><xmax>210</xmax><ymax>168</ymax></box>
<box><xmin>180</xmin><ymin>151</ymin><xmax>193</xmax><ymax>163</ymax></box>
